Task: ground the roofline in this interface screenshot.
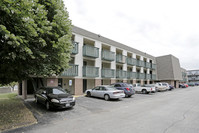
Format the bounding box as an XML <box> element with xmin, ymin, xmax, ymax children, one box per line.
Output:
<box><xmin>72</xmin><ymin>25</ymin><xmax>156</xmax><ymax>60</ymax></box>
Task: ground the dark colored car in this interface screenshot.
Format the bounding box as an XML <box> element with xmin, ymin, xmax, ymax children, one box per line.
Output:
<box><xmin>111</xmin><ymin>83</ymin><xmax>135</xmax><ymax>97</ymax></box>
<box><xmin>179</xmin><ymin>84</ymin><xmax>186</xmax><ymax>88</ymax></box>
<box><xmin>34</xmin><ymin>86</ymin><xmax>75</xmax><ymax>110</ymax></box>
<box><xmin>169</xmin><ymin>85</ymin><xmax>174</xmax><ymax>90</ymax></box>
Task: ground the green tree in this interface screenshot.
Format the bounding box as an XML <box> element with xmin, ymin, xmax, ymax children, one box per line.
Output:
<box><xmin>0</xmin><ymin>0</ymin><xmax>72</xmax><ymax>85</ymax></box>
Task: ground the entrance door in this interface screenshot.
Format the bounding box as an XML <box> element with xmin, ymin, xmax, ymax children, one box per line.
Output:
<box><xmin>83</xmin><ymin>79</ymin><xmax>87</xmax><ymax>92</ymax></box>
<box><xmin>174</xmin><ymin>81</ymin><xmax>176</xmax><ymax>88</ymax></box>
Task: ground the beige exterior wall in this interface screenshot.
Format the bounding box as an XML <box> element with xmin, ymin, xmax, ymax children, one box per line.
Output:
<box><xmin>102</xmin><ymin>79</ymin><xmax>111</xmax><ymax>85</ymax></box>
<box><xmin>111</xmin><ymin>79</ymin><xmax>116</xmax><ymax>84</ymax></box>
<box><xmin>87</xmin><ymin>79</ymin><xmax>95</xmax><ymax>89</ymax></box>
<box><xmin>95</xmin><ymin>79</ymin><xmax>101</xmax><ymax>86</ymax></box>
<box><xmin>74</xmin><ymin>78</ymin><xmax>83</xmax><ymax>95</ymax></box>
<box><xmin>62</xmin><ymin>78</ymin><xmax>75</xmax><ymax>94</ymax></box>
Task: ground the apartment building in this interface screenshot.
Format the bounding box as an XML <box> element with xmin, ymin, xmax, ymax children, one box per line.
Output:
<box><xmin>180</xmin><ymin>68</ymin><xmax>188</xmax><ymax>83</ymax></box>
<box><xmin>18</xmin><ymin>26</ymin><xmax>158</xmax><ymax>98</ymax></box>
<box><xmin>156</xmin><ymin>55</ymin><xmax>182</xmax><ymax>88</ymax></box>
<box><xmin>55</xmin><ymin>26</ymin><xmax>157</xmax><ymax>95</ymax></box>
<box><xmin>187</xmin><ymin>70</ymin><xmax>199</xmax><ymax>83</ymax></box>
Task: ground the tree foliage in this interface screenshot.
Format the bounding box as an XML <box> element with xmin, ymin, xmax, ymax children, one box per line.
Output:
<box><xmin>0</xmin><ymin>0</ymin><xmax>72</xmax><ymax>84</ymax></box>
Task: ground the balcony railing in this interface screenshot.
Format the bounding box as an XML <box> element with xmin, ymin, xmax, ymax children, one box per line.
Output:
<box><xmin>146</xmin><ymin>74</ymin><xmax>151</xmax><ymax>79</ymax></box>
<box><xmin>83</xmin><ymin>45</ymin><xmax>99</xmax><ymax>58</ymax></box>
<box><xmin>61</xmin><ymin>64</ymin><xmax>78</xmax><ymax>77</ymax></box>
<box><xmin>145</xmin><ymin>62</ymin><xmax>151</xmax><ymax>68</ymax></box>
<box><xmin>136</xmin><ymin>73</ymin><xmax>145</xmax><ymax>79</ymax></box>
<box><xmin>116</xmin><ymin>70</ymin><xmax>127</xmax><ymax>78</ymax></box>
<box><xmin>136</xmin><ymin>60</ymin><xmax>145</xmax><ymax>67</ymax></box>
<box><xmin>83</xmin><ymin>66</ymin><xmax>99</xmax><ymax>77</ymax></box>
<box><xmin>152</xmin><ymin>64</ymin><xmax>156</xmax><ymax>70</ymax></box>
<box><xmin>71</xmin><ymin>41</ymin><xmax>79</xmax><ymax>54</ymax></box>
<box><xmin>101</xmin><ymin>50</ymin><xmax>115</xmax><ymax>61</ymax></box>
<box><xmin>101</xmin><ymin>68</ymin><xmax>115</xmax><ymax>78</ymax></box>
<box><xmin>127</xmin><ymin>57</ymin><xmax>137</xmax><ymax>66</ymax></box>
<box><xmin>127</xmin><ymin>72</ymin><xmax>137</xmax><ymax>79</ymax></box>
<box><xmin>116</xmin><ymin>54</ymin><xmax>126</xmax><ymax>64</ymax></box>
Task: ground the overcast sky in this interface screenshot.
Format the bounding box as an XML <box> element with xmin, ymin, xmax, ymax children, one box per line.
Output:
<box><xmin>64</xmin><ymin>0</ymin><xmax>199</xmax><ymax>70</ymax></box>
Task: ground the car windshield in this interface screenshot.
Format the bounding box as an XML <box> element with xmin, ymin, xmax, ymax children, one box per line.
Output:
<box><xmin>47</xmin><ymin>87</ymin><xmax>66</xmax><ymax>95</ymax></box>
<box><xmin>106</xmin><ymin>86</ymin><xmax>117</xmax><ymax>91</ymax></box>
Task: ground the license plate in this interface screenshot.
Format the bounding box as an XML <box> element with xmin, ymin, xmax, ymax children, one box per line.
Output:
<box><xmin>65</xmin><ymin>103</ymin><xmax>70</xmax><ymax>107</ymax></box>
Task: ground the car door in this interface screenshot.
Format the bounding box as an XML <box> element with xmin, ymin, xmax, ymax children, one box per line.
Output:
<box><xmin>97</xmin><ymin>87</ymin><xmax>106</xmax><ymax>98</ymax></box>
<box><xmin>91</xmin><ymin>86</ymin><xmax>100</xmax><ymax>97</ymax></box>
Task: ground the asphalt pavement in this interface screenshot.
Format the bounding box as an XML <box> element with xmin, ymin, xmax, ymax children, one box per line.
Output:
<box><xmin>4</xmin><ymin>87</ymin><xmax>199</xmax><ymax>133</ymax></box>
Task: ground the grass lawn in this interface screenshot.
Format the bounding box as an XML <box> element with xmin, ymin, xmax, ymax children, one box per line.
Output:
<box><xmin>0</xmin><ymin>93</ymin><xmax>37</xmax><ymax>132</ymax></box>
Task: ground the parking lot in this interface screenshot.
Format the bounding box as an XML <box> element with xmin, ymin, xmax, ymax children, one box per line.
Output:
<box><xmin>5</xmin><ymin>87</ymin><xmax>199</xmax><ymax>133</ymax></box>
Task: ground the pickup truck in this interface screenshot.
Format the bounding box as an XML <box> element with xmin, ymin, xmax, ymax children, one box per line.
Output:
<box><xmin>133</xmin><ymin>83</ymin><xmax>153</xmax><ymax>94</ymax></box>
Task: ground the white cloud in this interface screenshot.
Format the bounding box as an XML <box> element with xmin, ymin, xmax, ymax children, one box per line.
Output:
<box><xmin>64</xmin><ymin>0</ymin><xmax>199</xmax><ymax>70</ymax></box>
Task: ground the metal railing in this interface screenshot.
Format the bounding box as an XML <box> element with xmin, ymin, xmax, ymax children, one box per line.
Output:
<box><xmin>116</xmin><ymin>70</ymin><xmax>127</xmax><ymax>78</ymax></box>
<box><xmin>126</xmin><ymin>57</ymin><xmax>137</xmax><ymax>66</ymax></box>
<box><xmin>127</xmin><ymin>72</ymin><xmax>137</xmax><ymax>79</ymax></box>
<box><xmin>101</xmin><ymin>68</ymin><xmax>115</xmax><ymax>78</ymax></box>
<box><xmin>83</xmin><ymin>45</ymin><xmax>99</xmax><ymax>58</ymax></box>
<box><xmin>71</xmin><ymin>41</ymin><xmax>79</xmax><ymax>54</ymax></box>
<box><xmin>82</xmin><ymin>66</ymin><xmax>99</xmax><ymax>77</ymax></box>
<box><xmin>116</xmin><ymin>54</ymin><xmax>126</xmax><ymax>63</ymax></box>
<box><xmin>61</xmin><ymin>64</ymin><xmax>78</xmax><ymax>77</ymax></box>
<box><xmin>101</xmin><ymin>50</ymin><xmax>115</xmax><ymax>61</ymax></box>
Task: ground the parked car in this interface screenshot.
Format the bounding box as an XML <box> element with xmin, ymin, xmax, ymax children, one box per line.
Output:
<box><xmin>133</xmin><ymin>83</ymin><xmax>153</xmax><ymax>94</ymax></box>
<box><xmin>184</xmin><ymin>84</ymin><xmax>189</xmax><ymax>88</ymax></box>
<box><xmin>111</xmin><ymin>83</ymin><xmax>135</xmax><ymax>97</ymax></box>
<box><xmin>155</xmin><ymin>83</ymin><xmax>167</xmax><ymax>91</ymax></box>
<box><xmin>169</xmin><ymin>85</ymin><xmax>174</xmax><ymax>90</ymax></box>
<box><xmin>179</xmin><ymin>84</ymin><xmax>186</xmax><ymax>88</ymax></box>
<box><xmin>85</xmin><ymin>85</ymin><xmax>125</xmax><ymax>101</ymax></box>
<box><xmin>162</xmin><ymin>82</ymin><xmax>170</xmax><ymax>90</ymax></box>
<box><xmin>143</xmin><ymin>84</ymin><xmax>157</xmax><ymax>93</ymax></box>
<box><xmin>34</xmin><ymin>86</ymin><xmax>75</xmax><ymax>110</ymax></box>
<box><xmin>188</xmin><ymin>82</ymin><xmax>195</xmax><ymax>87</ymax></box>
<box><xmin>194</xmin><ymin>82</ymin><xmax>199</xmax><ymax>86</ymax></box>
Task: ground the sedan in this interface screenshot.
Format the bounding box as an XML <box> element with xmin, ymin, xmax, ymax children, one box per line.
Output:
<box><xmin>34</xmin><ymin>86</ymin><xmax>75</xmax><ymax>110</ymax></box>
<box><xmin>85</xmin><ymin>85</ymin><xmax>125</xmax><ymax>101</ymax></box>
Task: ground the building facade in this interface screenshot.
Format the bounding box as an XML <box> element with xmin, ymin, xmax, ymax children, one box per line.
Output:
<box><xmin>58</xmin><ymin>26</ymin><xmax>157</xmax><ymax>95</ymax></box>
<box><xmin>180</xmin><ymin>68</ymin><xmax>188</xmax><ymax>83</ymax></box>
<box><xmin>187</xmin><ymin>70</ymin><xmax>199</xmax><ymax>83</ymax></box>
<box><xmin>156</xmin><ymin>55</ymin><xmax>183</xmax><ymax>88</ymax></box>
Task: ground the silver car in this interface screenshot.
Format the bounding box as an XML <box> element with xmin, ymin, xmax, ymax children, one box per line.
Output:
<box><xmin>85</xmin><ymin>85</ymin><xmax>125</xmax><ymax>101</ymax></box>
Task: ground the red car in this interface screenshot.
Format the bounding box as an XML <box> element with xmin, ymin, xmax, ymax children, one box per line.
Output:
<box><xmin>184</xmin><ymin>84</ymin><xmax>188</xmax><ymax>87</ymax></box>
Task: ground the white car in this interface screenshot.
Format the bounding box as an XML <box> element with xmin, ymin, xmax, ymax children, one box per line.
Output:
<box><xmin>85</xmin><ymin>85</ymin><xmax>125</xmax><ymax>101</ymax></box>
<box><xmin>143</xmin><ymin>84</ymin><xmax>156</xmax><ymax>93</ymax></box>
<box><xmin>162</xmin><ymin>82</ymin><xmax>170</xmax><ymax>90</ymax></box>
<box><xmin>155</xmin><ymin>83</ymin><xmax>167</xmax><ymax>91</ymax></box>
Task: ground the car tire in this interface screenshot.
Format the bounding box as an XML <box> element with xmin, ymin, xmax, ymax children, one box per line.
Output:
<box><xmin>128</xmin><ymin>95</ymin><xmax>132</xmax><ymax>97</ymax></box>
<box><xmin>142</xmin><ymin>89</ymin><xmax>147</xmax><ymax>94</ymax></box>
<box><xmin>46</xmin><ymin>101</ymin><xmax>50</xmax><ymax>110</ymax></box>
<box><xmin>86</xmin><ymin>92</ymin><xmax>91</xmax><ymax>97</ymax></box>
<box><xmin>125</xmin><ymin>94</ymin><xmax>128</xmax><ymax>98</ymax></box>
<box><xmin>104</xmin><ymin>94</ymin><xmax>110</xmax><ymax>101</ymax></box>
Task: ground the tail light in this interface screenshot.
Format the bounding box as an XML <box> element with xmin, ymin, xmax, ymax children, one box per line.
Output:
<box><xmin>126</xmin><ymin>88</ymin><xmax>130</xmax><ymax>91</ymax></box>
<box><xmin>151</xmin><ymin>88</ymin><xmax>152</xmax><ymax>91</ymax></box>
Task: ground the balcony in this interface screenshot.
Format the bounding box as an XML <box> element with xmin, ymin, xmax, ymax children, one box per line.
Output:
<box><xmin>101</xmin><ymin>68</ymin><xmax>115</xmax><ymax>78</ymax></box>
<box><xmin>127</xmin><ymin>72</ymin><xmax>136</xmax><ymax>79</ymax></box>
<box><xmin>127</xmin><ymin>57</ymin><xmax>136</xmax><ymax>66</ymax></box>
<box><xmin>146</xmin><ymin>74</ymin><xmax>151</xmax><ymax>79</ymax></box>
<box><xmin>83</xmin><ymin>45</ymin><xmax>99</xmax><ymax>58</ymax></box>
<box><xmin>145</xmin><ymin>62</ymin><xmax>151</xmax><ymax>68</ymax></box>
<box><xmin>61</xmin><ymin>64</ymin><xmax>78</xmax><ymax>77</ymax></box>
<box><xmin>136</xmin><ymin>73</ymin><xmax>145</xmax><ymax>79</ymax></box>
<box><xmin>116</xmin><ymin>70</ymin><xmax>127</xmax><ymax>78</ymax></box>
<box><xmin>101</xmin><ymin>50</ymin><xmax>115</xmax><ymax>61</ymax></box>
<box><xmin>83</xmin><ymin>66</ymin><xmax>99</xmax><ymax>77</ymax></box>
<box><xmin>136</xmin><ymin>60</ymin><xmax>145</xmax><ymax>67</ymax></box>
<box><xmin>152</xmin><ymin>63</ymin><xmax>156</xmax><ymax>70</ymax></box>
<box><xmin>71</xmin><ymin>41</ymin><xmax>79</xmax><ymax>54</ymax></box>
<box><xmin>116</xmin><ymin>54</ymin><xmax>126</xmax><ymax>64</ymax></box>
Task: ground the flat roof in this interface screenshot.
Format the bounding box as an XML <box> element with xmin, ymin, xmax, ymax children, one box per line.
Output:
<box><xmin>72</xmin><ymin>26</ymin><xmax>156</xmax><ymax>60</ymax></box>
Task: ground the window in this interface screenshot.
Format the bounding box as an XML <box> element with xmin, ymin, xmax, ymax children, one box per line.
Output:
<box><xmin>114</xmin><ymin>84</ymin><xmax>121</xmax><ymax>87</ymax></box>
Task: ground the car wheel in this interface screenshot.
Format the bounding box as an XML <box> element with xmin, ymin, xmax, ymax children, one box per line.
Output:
<box><xmin>125</xmin><ymin>94</ymin><xmax>128</xmax><ymax>98</ymax></box>
<box><xmin>104</xmin><ymin>94</ymin><xmax>110</xmax><ymax>101</ymax></box>
<box><xmin>142</xmin><ymin>89</ymin><xmax>147</xmax><ymax>94</ymax></box>
<box><xmin>86</xmin><ymin>92</ymin><xmax>91</xmax><ymax>97</ymax></box>
<box><xmin>46</xmin><ymin>101</ymin><xmax>50</xmax><ymax>110</ymax></box>
<box><xmin>128</xmin><ymin>95</ymin><xmax>132</xmax><ymax>97</ymax></box>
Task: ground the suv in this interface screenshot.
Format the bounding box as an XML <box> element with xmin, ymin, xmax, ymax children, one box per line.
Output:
<box><xmin>111</xmin><ymin>83</ymin><xmax>135</xmax><ymax>97</ymax></box>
